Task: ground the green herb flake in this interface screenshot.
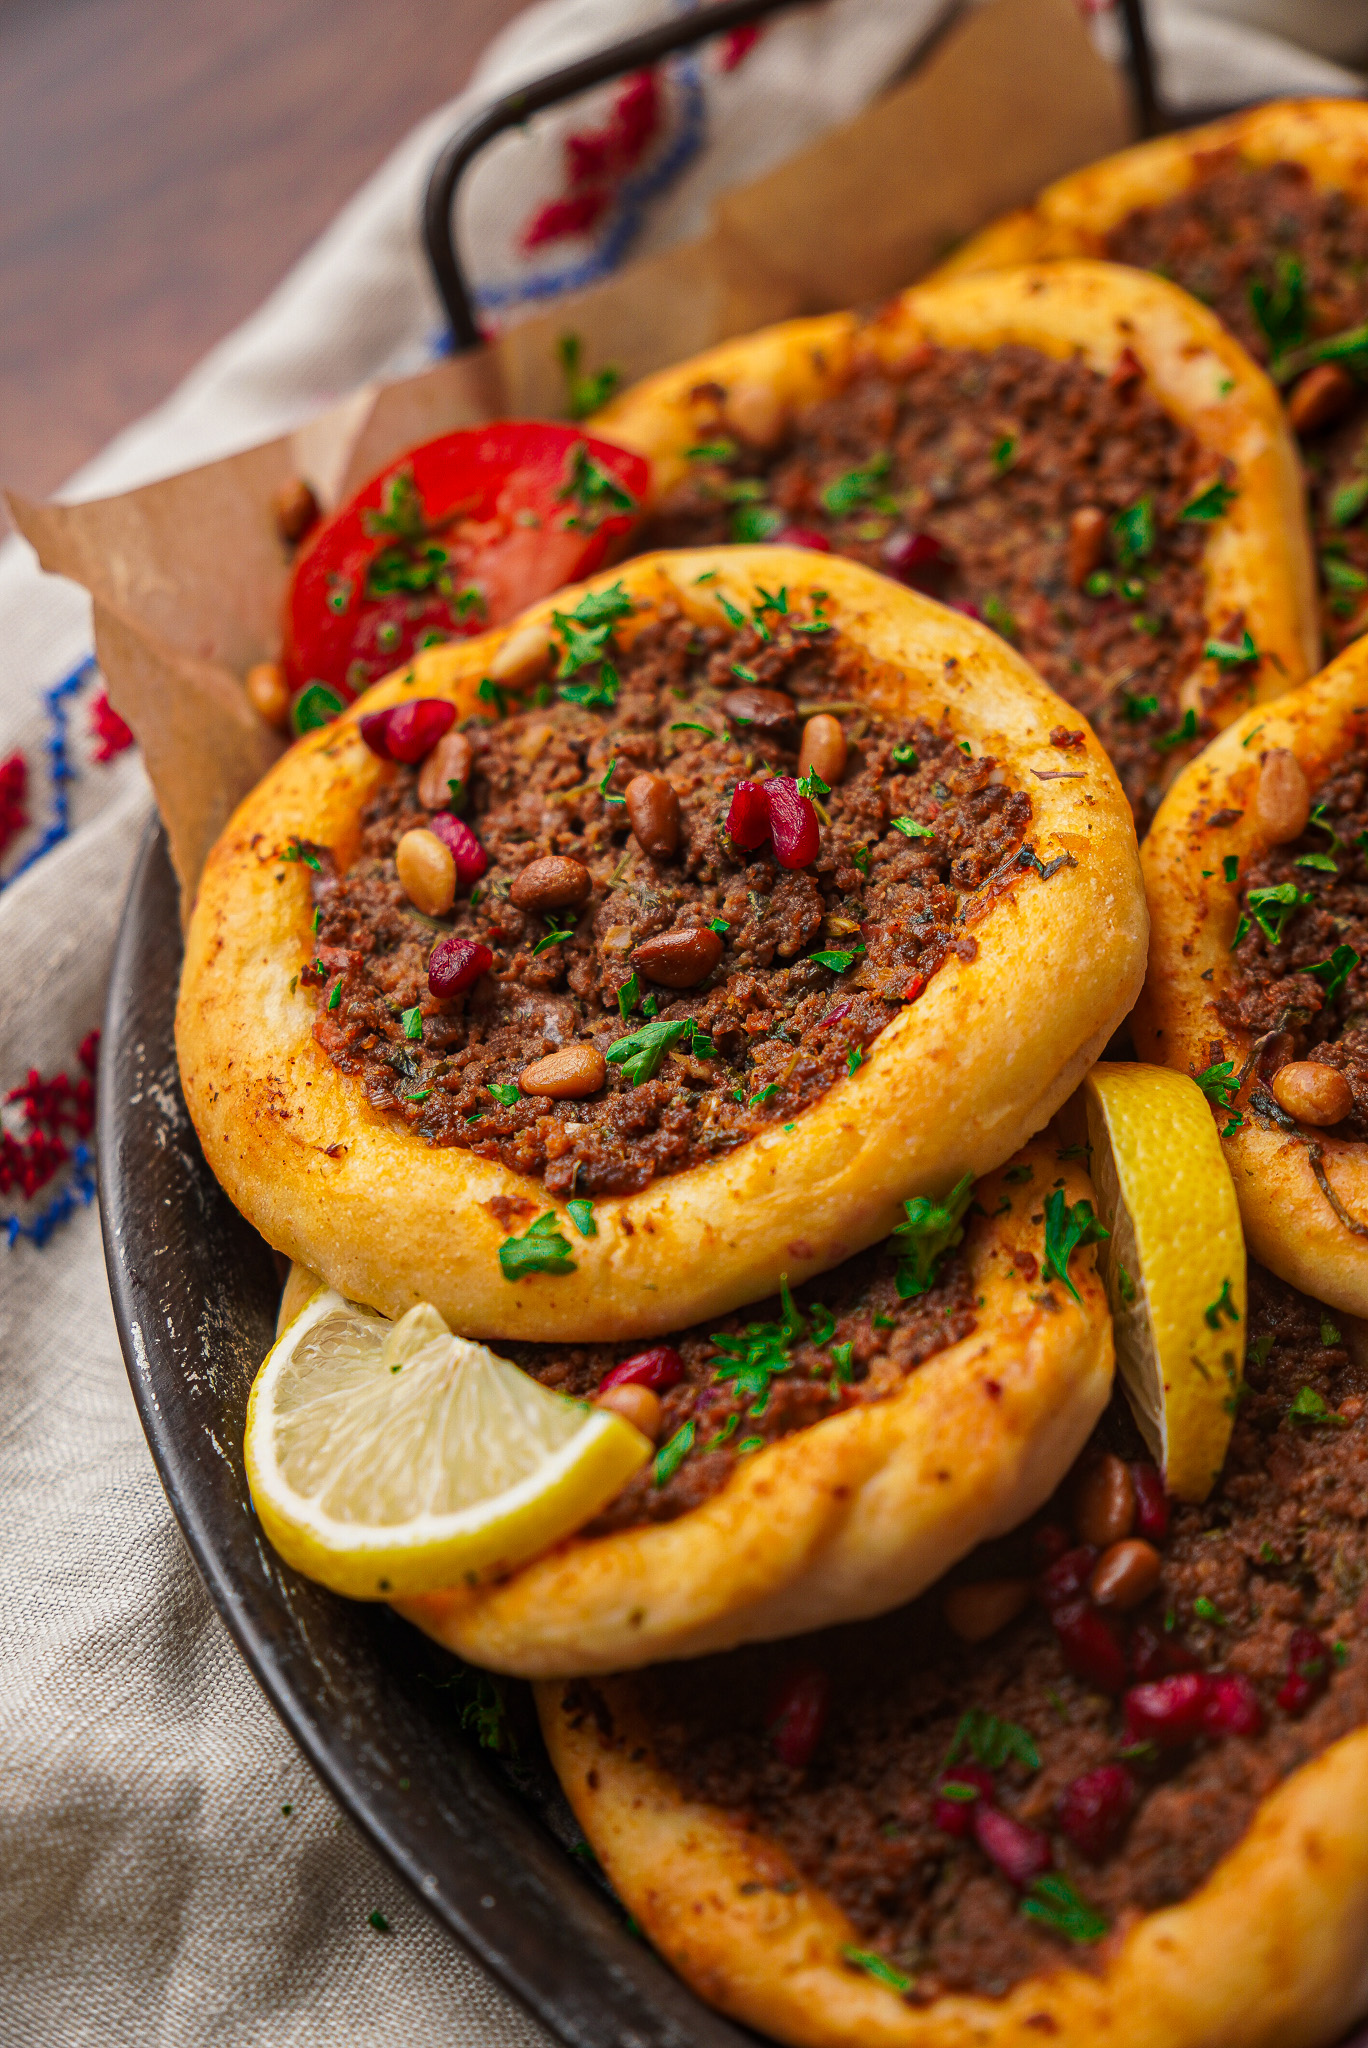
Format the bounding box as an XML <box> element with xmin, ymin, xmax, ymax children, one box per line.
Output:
<box><xmin>992</xmin><ymin>435</ymin><xmax>1018</xmax><ymax>474</ymax></box>
<box><xmin>607</xmin><ymin>1016</ymin><xmax>697</xmax><ymax>1085</ymax></box>
<box><xmin>566</xmin><ymin>1199</ymin><xmax>597</xmax><ymax>1239</ymax></box>
<box><xmin>401</xmin><ymin>1089</ymin><xmax>430</xmax><ymax>1103</ymax></box>
<box><xmin>891</xmin><ymin>1173</ymin><xmax>974</xmax><ymax>1300</ymax></box>
<box><xmin>555</xmin><ymin>333</ymin><xmax>621</xmax><ymax>420</ymax></box>
<box><xmin>487</xmin><ymin>1082</ymin><xmax>520</xmax><ymax>1107</ymax></box>
<box><xmin>1021</xmin><ymin>1875</ymin><xmax>1108</xmax><ymax>1945</ymax></box>
<box><xmin>1288</xmin><ymin>1385</ymin><xmax>1349</xmax><ymax>1428</ymax></box>
<box><xmin>1193</xmin><ymin>1596</ymin><xmax>1228</xmax><ymax>1626</ymax></box>
<box><xmin>1113</xmin><ymin>496</ymin><xmax>1156</xmax><ymax>569</ymax></box>
<box><xmin>598</xmin><ymin>758</ymin><xmax>626</xmax><ymax>806</ymax></box>
<box><xmin>891</xmin><ymin>815</ymin><xmax>934</xmax><ymax>841</ymax></box>
<box><xmin>400</xmin><ymin>1006</ymin><xmax>423</xmax><ymax>1041</ymax></box>
<box><xmin>617</xmin><ymin>972</ymin><xmax>641</xmax><ymax>1021</ymax></box>
<box><xmin>797</xmin><ymin>766</ymin><xmax>831</xmax><ymax>801</ymax></box>
<box><xmin>841</xmin><ymin>1948</ymin><xmax>911</xmax><ymax>1995</ymax></box>
<box><xmin>557</xmin><ymin>444</ymin><xmax>637</xmax><ymax>524</ymax></box>
<box><xmin>732</xmin><ymin>505</ymin><xmax>784</xmax><ymax>543</ymax></box>
<box><xmin>368</xmin><ymin>1910</ymin><xmax>391</xmax><ymax>1934</ymax></box>
<box><xmin>735</xmin><ymin>1434</ymin><xmax>765</xmax><ymax>1455</ymax></box>
<box><xmin>822</xmin><ymin>452</ymin><xmax>894</xmax><ymax>517</ymax></box>
<box><xmin>654</xmin><ymin>1420</ymin><xmax>695</xmax><ymax>1486</ymax></box>
<box><xmin>283</xmin><ymin>836</ymin><xmax>322</xmax><ymax>872</ymax></box>
<box><xmin>710</xmin><ymin>1277</ymin><xmax>806</xmax><ymax>1415</ymax></box>
<box><xmin>891</xmin><ymin>743</ymin><xmax>919</xmax><ymax>769</ymax></box>
<box><xmin>1181</xmin><ymin>479</ymin><xmax>1238</xmax><ymax>521</ymax></box>
<box><xmin>1194</xmin><ymin>1059</ymin><xmax>1238</xmax><ymax>1109</ymax></box>
<box><xmin>498</xmin><ymin>1211</ymin><xmax>576</xmax><ymax>1282</ymax></box>
<box><xmin>1157</xmin><ymin>708</ymin><xmax>1200</xmax><ymax>752</ymax></box>
<box><xmin>1123</xmin><ymin>691</ymin><xmax>1159</xmax><ymax>723</ymax></box>
<box><xmin>1249</xmin><ymin>253</ymin><xmax>1307</xmax><ymax>358</ymax></box>
<box><xmin>1309</xmin><ymin>944</ymin><xmax>1359</xmax><ymax>1001</ymax></box>
<box><xmin>1042</xmin><ymin>1190</ymin><xmax>1109</xmax><ymax>1303</ymax></box>
<box><xmin>687</xmin><ymin>438</ymin><xmax>737</xmax><ymax>463</ymax></box>
<box><xmin>750</xmin><ymin>1083</ymin><xmax>780</xmax><ymax>1108</ymax></box>
<box><xmin>1332</xmin><ymin>478</ymin><xmax>1368</xmax><ymax>530</ymax></box>
<box><xmin>944</xmin><ymin>1707</ymin><xmax>1040</xmax><ymax>1773</ymax></box>
<box><xmin>847</xmin><ymin>1048</ymin><xmax>864</xmax><ymax>1077</ymax></box>
<box><xmin>327</xmin><ymin>980</ymin><xmax>342</xmax><ymax>1012</ymax></box>
<box><xmin>532</xmin><ymin>913</ymin><xmax>577</xmax><ymax>957</ymax></box>
<box><xmin>1205</xmin><ymin>630</ymin><xmax>1260</xmax><ymax>669</ymax></box>
<box><xmin>1247</xmin><ymin>880</ymin><xmax>1312</xmax><ymax>945</ymax></box>
<box><xmin>810</xmin><ymin>946</ymin><xmax>864</xmax><ymax>972</ymax></box>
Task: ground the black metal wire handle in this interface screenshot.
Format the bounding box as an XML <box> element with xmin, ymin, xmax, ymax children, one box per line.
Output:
<box><xmin>422</xmin><ymin>0</ymin><xmax>1160</xmax><ymax>354</ymax></box>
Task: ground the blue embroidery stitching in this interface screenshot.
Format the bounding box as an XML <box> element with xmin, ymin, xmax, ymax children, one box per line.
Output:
<box><xmin>0</xmin><ymin>654</ymin><xmax>99</xmax><ymax>892</ymax></box>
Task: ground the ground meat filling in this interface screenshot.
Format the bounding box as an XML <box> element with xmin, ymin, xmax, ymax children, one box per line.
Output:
<box><xmin>505</xmin><ymin>1240</ymin><xmax>975</xmax><ymax>1532</ymax></box>
<box><xmin>1106</xmin><ymin>155</ymin><xmax>1368</xmax><ymax>656</ymax></box>
<box><xmin>634</xmin><ymin>342</ymin><xmax>1226</xmax><ymax>829</ymax></box>
<box><xmin>583</xmin><ymin>1265</ymin><xmax>1368</xmax><ymax>2002</ymax></box>
<box><xmin>1218</xmin><ymin>735</ymin><xmax>1368</xmax><ymax>1133</ymax></box>
<box><xmin>306</xmin><ymin>600</ymin><xmax>1031</xmax><ymax>1197</ymax></box>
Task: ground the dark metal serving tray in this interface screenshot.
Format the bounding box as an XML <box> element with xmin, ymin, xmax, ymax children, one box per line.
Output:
<box><xmin>98</xmin><ymin>821</ymin><xmax>757</xmax><ymax>2048</ymax></box>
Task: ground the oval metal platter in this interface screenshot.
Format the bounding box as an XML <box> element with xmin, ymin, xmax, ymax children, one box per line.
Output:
<box><xmin>97</xmin><ymin>821</ymin><xmax>756</xmax><ymax>2048</ymax></box>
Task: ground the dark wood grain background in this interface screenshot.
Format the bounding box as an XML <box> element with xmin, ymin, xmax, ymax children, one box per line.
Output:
<box><xmin>1</xmin><ymin>0</ymin><xmax>531</xmax><ymax>505</ymax></box>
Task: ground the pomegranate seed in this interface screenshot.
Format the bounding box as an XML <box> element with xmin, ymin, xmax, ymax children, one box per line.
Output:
<box><xmin>1053</xmin><ymin>1599</ymin><xmax>1128</xmax><ymax>1694</ymax></box>
<box><xmin>1056</xmin><ymin>1765</ymin><xmax>1136</xmax><ymax>1861</ymax></box>
<box><xmin>774</xmin><ymin>526</ymin><xmax>831</xmax><ymax>553</ymax></box>
<box><xmin>765</xmin><ymin>1665</ymin><xmax>830</xmax><ymax>1768</ymax></box>
<box><xmin>428</xmin><ymin>812</ymin><xmax>488</xmax><ymax>886</ymax></box>
<box><xmin>385</xmin><ymin>698</ymin><xmax>457</xmax><ymax>763</ymax></box>
<box><xmin>427</xmin><ymin>936</ymin><xmax>492</xmax><ymax>998</ymax></box>
<box><xmin>973</xmin><ymin>1804</ymin><xmax>1052</xmax><ymax>1887</ymax></box>
<box><xmin>882</xmin><ymin>529</ymin><xmax>954</xmax><ymax>594</ymax></box>
<box><xmin>1123</xmin><ymin>1674</ymin><xmax>1210</xmax><ymax>1747</ymax></box>
<box><xmin>932</xmin><ymin>1762</ymin><xmax>995</xmax><ymax>1837</ymax></box>
<box><xmin>1277</xmin><ymin>1672</ymin><xmax>1319</xmax><ymax>1716</ymax></box>
<box><xmin>1129</xmin><ymin>1622</ymin><xmax>1197</xmax><ymax>1682</ymax></box>
<box><xmin>1131</xmin><ymin>1463</ymin><xmax>1169</xmax><ymax>1542</ymax></box>
<box><xmin>766</xmin><ymin>778</ymin><xmax>820</xmax><ymax>869</ymax></box>
<box><xmin>1277</xmin><ymin>1628</ymin><xmax>1330</xmax><ymax>1716</ymax></box>
<box><xmin>599</xmin><ymin>1346</ymin><xmax>684</xmax><ymax>1394</ymax></box>
<box><xmin>1202</xmin><ymin>1672</ymin><xmax>1263</xmax><ymax>1737</ymax></box>
<box><xmin>360</xmin><ymin>709</ymin><xmax>397</xmax><ymax>758</ymax></box>
<box><xmin>1031</xmin><ymin>1522</ymin><xmax>1072</xmax><ymax>1569</ymax></box>
<box><xmin>727</xmin><ymin>779</ymin><xmax>771</xmax><ymax>850</ymax></box>
<box><xmin>1038</xmin><ymin>1546</ymin><xmax>1098</xmax><ymax>1609</ymax></box>
<box><xmin>949</xmin><ymin>599</ymin><xmax>983</xmax><ymax>622</ymax></box>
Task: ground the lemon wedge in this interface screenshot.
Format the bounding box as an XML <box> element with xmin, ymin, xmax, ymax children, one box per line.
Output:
<box><xmin>244</xmin><ymin>1287</ymin><xmax>651</xmax><ymax>1598</ymax></box>
<box><xmin>1083</xmin><ymin>1062</ymin><xmax>1246</xmax><ymax>1502</ymax></box>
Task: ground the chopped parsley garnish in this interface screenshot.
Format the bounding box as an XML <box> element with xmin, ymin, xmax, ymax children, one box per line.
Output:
<box><xmin>400</xmin><ymin>1006</ymin><xmax>423</xmax><ymax>1041</ymax></box>
<box><xmin>891</xmin><ymin>815</ymin><xmax>933</xmax><ymax>840</ymax></box>
<box><xmin>477</xmin><ymin>676</ymin><xmax>511</xmax><ymax>718</ymax></box>
<box><xmin>1157</xmin><ymin>708</ymin><xmax>1199</xmax><ymax>751</ymax></box>
<box><xmin>688</xmin><ymin>438</ymin><xmax>737</xmax><ymax>462</ymax></box>
<box><xmin>753</xmin><ymin>583</ymin><xmax>789</xmax><ymax>617</ymax></box>
<box><xmin>1123</xmin><ymin>691</ymin><xmax>1159</xmax><ymax>722</ymax></box>
<box><xmin>847</xmin><ymin>1047</ymin><xmax>863</xmax><ymax>1076</ymax></box>
<box><xmin>731</xmin><ymin>663</ymin><xmax>759</xmax><ymax>683</ymax></box>
<box><xmin>891</xmin><ymin>743</ymin><xmax>919</xmax><ymax>769</ymax></box>
<box><xmin>1249</xmin><ymin>253</ymin><xmax>1307</xmax><ymax>359</ymax></box>
<box><xmin>1194</xmin><ymin>1060</ymin><xmax>1238</xmax><ymax>1108</ymax></box>
<box><xmin>1223</xmin><ymin>854</ymin><xmax>1239</xmax><ymax>883</ymax></box>
<box><xmin>487</xmin><ymin>1082</ymin><xmax>520</xmax><ymax>1106</ymax></box>
<box><xmin>1298</xmin><ymin>850</ymin><xmax>1339</xmax><ymax>873</ymax></box>
<box><xmin>670</xmin><ymin>721</ymin><xmax>716</xmax><ymax>737</ymax></box>
<box><xmin>566</xmin><ymin>1199</ymin><xmax>597</xmax><ymax>1239</ymax></box>
<box><xmin>711</xmin><ymin>1276</ymin><xmax>805</xmax><ymax>1414</ymax></box>
<box><xmin>991</xmin><ymin>435</ymin><xmax>1017</xmax><ymax>474</ymax></box>
<box><xmin>557</xmin><ymin>444</ymin><xmax>637</xmax><ymax>526</ymax></box>
<box><xmin>1247</xmin><ymin>880</ymin><xmax>1312</xmax><ymax>944</ymax></box>
<box><xmin>1022</xmin><ymin>1875</ymin><xmax>1108</xmax><ymax>1944</ymax></box>
<box><xmin>556</xmin><ymin>332</ymin><xmax>621</xmax><ymax>420</ymax></box>
<box><xmin>1323</xmin><ymin>554</ymin><xmax>1368</xmax><ymax>592</ymax></box>
<box><xmin>532</xmin><ymin>913</ymin><xmax>577</xmax><ymax>956</ymax></box>
<box><xmin>890</xmin><ymin>1172</ymin><xmax>974</xmax><ymax>1300</ymax></box>
<box><xmin>1205</xmin><ymin>629</ymin><xmax>1259</xmax><ymax>669</ymax></box>
<box><xmin>559</xmin><ymin>662</ymin><xmax>619</xmax><ymax>712</ymax></box>
<box><xmin>943</xmin><ymin>1706</ymin><xmax>1040</xmax><ymax>1772</ymax></box>
<box><xmin>401</xmin><ymin>1089</ymin><xmax>430</xmax><ymax>1103</ymax></box>
<box><xmin>709</xmin><ymin>917</ymin><xmax>730</xmax><ymax>935</ymax></box>
<box><xmin>606</xmin><ymin>1016</ymin><xmax>697</xmax><ymax>1085</ymax></box>
<box><xmin>822</xmin><ymin>451</ymin><xmax>896</xmax><ymax>517</ymax></box>
<box><xmin>732</xmin><ymin>505</ymin><xmax>784</xmax><ymax>543</ymax></box>
<box><xmin>283</xmin><ymin>836</ymin><xmax>322</xmax><ymax>871</ymax></box>
<box><xmin>1193</xmin><ymin>1596</ymin><xmax>1228</xmax><ymax>1625</ymax></box>
<box><xmin>498</xmin><ymin>1211</ymin><xmax>576</xmax><ymax>1281</ymax></box>
<box><xmin>809</xmin><ymin>946</ymin><xmax>864</xmax><ymax>972</ymax></box>
<box><xmin>750</xmin><ymin>1083</ymin><xmax>780</xmax><ymax>1108</ymax></box>
<box><xmin>1309</xmin><ymin>944</ymin><xmax>1359</xmax><ymax>1001</ymax></box>
<box><xmin>841</xmin><ymin>1949</ymin><xmax>911</xmax><ymax>1994</ymax></box>
<box><xmin>1310</xmin><ymin>801</ymin><xmax>1345</xmax><ymax>853</ymax></box>
<box><xmin>982</xmin><ymin>594</ymin><xmax>1017</xmax><ymax>639</ymax></box>
<box><xmin>598</xmin><ymin>759</ymin><xmax>626</xmax><ymax>805</ymax></box>
<box><xmin>1288</xmin><ymin>1385</ymin><xmax>1348</xmax><ymax>1428</ymax></box>
<box><xmin>1331</xmin><ymin>478</ymin><xmax>1368</xmax><ymax>529</ymax></box>
<box><xmin>1322</xmin><ymin>1317</ymin><xmax>1343</xmax><ymax>1345</ymax></box>
<box><xmin>1041</xmin><ymin>1190</ymin><xmax>1109</xmax><ymax>1303</ymax></box>
<box><xmin>1112</xmin><ymin>496</ymin><xmax>1155</xmax><ymax>569</ymax></box>
<box><xmin>654</xmin><ymin>1420</ymin><xmax>695</xmax><ymax>1486</ymax></box>
<box><xmin>551</xmin><ymin>583</ymin><xmax>631</xmax><ymax>706</ymax></box>
<box><xmin>368</xmin><ymin>1910</ymin><xmax>390</xmax><ymax>1934</ymax></box>
<box><xmin>1180</xmin><ymin>479</ymin><xmax>1238</xmax><ymax>521</ymax></box>
<box><xmin>617</xmin><ymin>972</ymin><xmax>641</xmax><ymax>1020</ymax></box>
<box><xmin>796</xmin><ymin>766</ymin><xmax>831</xmax><ymax>801</ymax></box>
<box><xmin>327</xmin><ymin>981</ymin><xmax>342</xmax><ymax>1012</ymax></box>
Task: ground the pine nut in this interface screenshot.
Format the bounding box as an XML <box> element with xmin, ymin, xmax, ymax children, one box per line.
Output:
<box><xmin>1255</xmin><ymin>749</ymin><xmax>1311</xmax><ymax>845</ymax></box>
<box><xmin>490</xmin><ymin>620</ymin><xmax>554</xmax><ymax>686</ymax></box>
<box><xmin>1287</xmin><ymin>364</ymin><xmax>1357</xmax><ymax>436</ymax></box>
<box><xmin>519</xmin><ymin>1045</ymin><xmax>607</xmax><ymax>1099</ymax></box>
<box><xmin>509</xmin><ymin>855</ymin><xmax>593</xmax><ymax>913</ymax></box>
<box><xmin>1072</xmin><ymin>1453</ymin><xmax>1136</xmax><ymax>1548</ymax></box>
<box><xmin>722</xmin><ymin>687</ymin><xmax>798</xmax><ymax>738</ymax></box>
<box><xmin>798</xmin><ymin>714</ymin><xmax>847</xmax><ymax>787</ymax></box>
<box><xmin>942</xmin><ymin>1578</ymin><xmax>1031</xmax><ymax>1643</ymax></box>
<box><xmin>1089</xmin><ymin>1539</ymin><xmax>1162</xmax><ymax>1610</ymax></box>
<box><xmin>625</xmin><ymin>773</ymin><xmax>681</xmax><ymax>859</ymax></box>
<box><xmin>633</xmin><ymin>927</ymin><xmax>723</xmax><ymax>988</ymax></box>
<box><xmin>1271</xmin><ymin>1060</ymin><xmax>1354</xmax><ymax>1126</ymax></box>
<box><xmin>596</xmin><ymin>1382</ymin><xmax>664</xmax><ymax>1439</ymax></box>
<box><xmin>245</xmin><ymin>662</ymin><xmax>291</xmax><ymax>729</ymax></box>
<box><xmin>1068</xmin><ymin>506</ymin><xmax>1108</xmax><ymax>589</ymax></box>
<box><xmin>395</xmin><ymin>828</ymin><xmax>456</xmax><ymax>916</ymax></box>
<box><xmin>418</xmin><ymin>730</ymin><xmax>474</xmax><ymax>811</ymax></box>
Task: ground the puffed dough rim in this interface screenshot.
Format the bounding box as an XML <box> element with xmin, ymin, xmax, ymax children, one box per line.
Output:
<box><xmin>933</xmin><ymin>97</ymin><xmax>1368</xmax><ymax>287</ymax></box>
<box><xmin>590</xmin><ymin>260</ymin><xmax>1318</xmax><ymax>731</ymax></box>
<box><xmin>397</xmin><ymin>1141</ymin><xmax>1112</xmax><ymax>1675</ymax></box>
<box><xmin>1135</xmin><ymin>634</ymin><xmax>1368</xmax><ymax>1318</ymax></box>
<box><xmin>537</xmin><ymin>1678</ymin><xmax>1368</xmax><ymax>2048</ymax></box>
<box><xmin>176</xmin><ymin>546</ymin><xmax>1146</xmax><ymax>1343</ymax></box>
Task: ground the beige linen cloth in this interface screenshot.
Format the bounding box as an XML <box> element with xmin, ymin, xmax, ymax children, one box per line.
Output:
<box><xmin>0</xmin><ymin>3</ymin><xmax>1357</xmax><ymax>2041</ymax></box>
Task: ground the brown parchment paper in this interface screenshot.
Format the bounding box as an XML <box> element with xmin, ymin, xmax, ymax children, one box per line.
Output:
<box><xmin>7</xmin><ymin>0</ymin><xmax>1128</xmax><ymax>918</ymax></box>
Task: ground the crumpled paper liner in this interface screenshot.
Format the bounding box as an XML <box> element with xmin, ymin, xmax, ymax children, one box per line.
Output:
<box><xmin>7</xmin><ymin>0</ymin><xmax>1127</xmax><ymax>919</ymax></box>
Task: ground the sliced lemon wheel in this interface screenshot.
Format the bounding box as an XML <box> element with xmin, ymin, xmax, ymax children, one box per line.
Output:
<box><xmin>244</xmin><ymin>1288</ymin><xmax>651</xmax><ymax>1599</ymax></box>
<box><xmin>1083</xmin><ymin>1062</ymin><xmax>1246</xmax><ymax>1502</ymax></box>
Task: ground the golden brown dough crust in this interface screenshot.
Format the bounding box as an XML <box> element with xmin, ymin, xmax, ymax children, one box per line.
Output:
<box><xmin>934</xmin><ymin>99</ymin><xmax>1368</xmax><ymax>282</ymax></box>
<box><xmin>1135</xmin><ymin>635</ymin><xmax>1368</xmax><ymax>1317</ymax></box>
<box><xmin>397</xmin><ymin>1140</ymin><xmax>1112</xmax><ymax>1675</ymax></box>
<box><xmin>537</xmin><ymin>1674</ymin><xmax>1368</xmax><ymax>2048</ymax></box>
<box><xmin>177</xmin><ymin>547</ymin><xmax>1145</xmax><ymax>1344</ymax></box>
<box><xmin>591</xmin><ymin>262</ymin><xmax>1318</xmax><ymax>738</ymax></box>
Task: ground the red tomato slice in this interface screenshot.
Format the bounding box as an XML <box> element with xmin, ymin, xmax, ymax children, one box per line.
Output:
<box><xmin>282</xmin><ymin>422</ymin><xmax>649</xmax><ymax>731</ymax></box>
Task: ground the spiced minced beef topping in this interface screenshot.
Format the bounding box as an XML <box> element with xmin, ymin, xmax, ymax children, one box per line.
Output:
<box><xmin>301</xmin><ymin>594</ymin><xmax>1033</xmax><ymax>1198</ymax></box>
<box><xmin>505</xmin><ymin>1229</ymin><xmax>974</xmax><ymax>1535</ymax></box>
<box><xmin>1217</xmin><ymin>733</ymin><xmax>1368</xmax><ymax>1134</ymax></box>
<box><xmin>634</xmin><ymin>341</ymin><xmax>1235</xmax><ymax>830</ymax></box>
<box><xmin>565</xmin><ymin>1264</ymin><xmax>1368</xmax><ymax>2002</ymax></box>
<box><xmin>1106</xmin><ymin>153</ymin><xmax>1368</xmax><ymax>658</ymax></box>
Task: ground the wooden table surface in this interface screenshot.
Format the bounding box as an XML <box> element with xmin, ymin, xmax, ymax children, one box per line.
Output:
<box><xmin>1</xmin><ymin>0</ymin><xmax>531</xmax><ymax>507</ymax></box>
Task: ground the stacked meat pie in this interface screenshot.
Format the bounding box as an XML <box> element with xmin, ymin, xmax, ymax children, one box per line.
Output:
<box><xmin>175</xmin><ymin>94</ymin><xmax>1368</xmax><ymax>2048</ymax></box>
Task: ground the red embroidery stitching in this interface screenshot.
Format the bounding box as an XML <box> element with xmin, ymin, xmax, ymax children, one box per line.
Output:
<box><xmin>718</xmin><ymin>24</ymin><xmax>763</xmax><ymax>70</ymax></box>
<box><xmin>0</xmin><ymin>751</ymin><xmax>28</xmax><ymax>860</ymax></box>
<box><xmin>1</xmin><ymin>1032</ymin><xmax>98</xmax><ymax>1201</ymax></box>
<box><xmin>519</xmin><ymin>69</ymin><xmax>663</xmax><ymax>253</ymax></box>
<box><xmin>90</xmin><ymin>690</ymin><xmax>134</xmax><ymax>762</ymax></box>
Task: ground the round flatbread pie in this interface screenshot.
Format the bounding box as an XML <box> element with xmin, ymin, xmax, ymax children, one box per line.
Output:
<box><xmin>592</xmin><ymin>261</ymin><xmax>1316</xmax><ymax>832</ymax></box>
<box><xmin>539</xmin><ymin>1261</ymin><xmax>1368</xmax><ymax>2048</ymax></box>
<box><xmin>397</xmin><ymin>1133</ymin><xmax>1113</xmax><ymax>1673</ymax></box>
<box><xmin>1137</xmin><ymin>631</ymin><xmax>1368</xmax><ymax>1318</ymax></box>
<box><xmin>177</xmin><ymin>546</ymin><xmax>1145</xmax><ymax>1342</ymax></box>
<box><xmin>935</xmin><ymin>98</ymin><xmax>1368</xmax><ymax>662</ymax></box>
